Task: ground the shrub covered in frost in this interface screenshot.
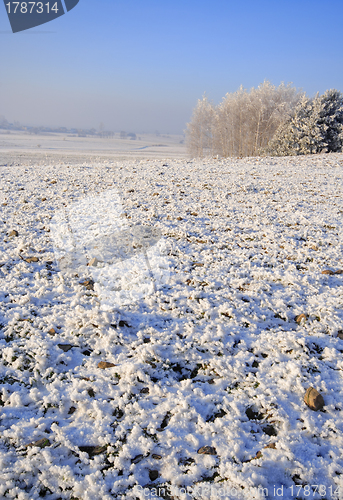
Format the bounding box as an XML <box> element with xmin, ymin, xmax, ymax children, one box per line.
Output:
<box><xmin>265</xmin><ymin>89</ymin><xmax>343</xmax><ymax>156</ymax></box>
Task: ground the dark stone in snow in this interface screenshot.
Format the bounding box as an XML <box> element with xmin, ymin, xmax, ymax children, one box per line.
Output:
<box><xmin>149</xmin><ymin>470</ymin><xmax>159</xmax><ymax>481</ymax></box>
<box><xmin>197</xmin><ymin>445</ymin><xmax>217</xmax><ymax>455</ymax></box>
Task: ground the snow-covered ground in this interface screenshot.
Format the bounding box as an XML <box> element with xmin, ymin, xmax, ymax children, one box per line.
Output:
<box><xmin>0</xmin><ymin>131</ymin><xmax>186</xmax><ymax>164</ymax></box>
<box><xmin>1</xmin><ymin>151</ymin><xmax>343</xmax><ymax>500</ymax></box>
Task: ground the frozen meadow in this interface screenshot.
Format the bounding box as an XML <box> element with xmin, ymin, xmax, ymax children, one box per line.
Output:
<box><xmin>0</xmin><ymin>139</ymin><xmax>343</xmax><ymax>499</ymax></box>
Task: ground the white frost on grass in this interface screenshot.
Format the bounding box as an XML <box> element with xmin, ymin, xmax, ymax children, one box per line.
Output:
<box><xmin>0</xmin><ymin>154</ymin><xmax>343</xmax><ymax>499</ymax></box>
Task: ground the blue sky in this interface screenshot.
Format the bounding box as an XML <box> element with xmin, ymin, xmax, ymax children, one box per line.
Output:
<box><xmin>1</xmin><ymin>0</ymin><xmax>343</xmax><ymax>134</ymax></box>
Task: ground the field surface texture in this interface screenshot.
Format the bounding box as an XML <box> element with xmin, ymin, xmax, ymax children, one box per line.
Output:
<box><xmin>0</xmin><ymin>154</ymin><xmax>343</xmax><ymax>500</ymax></box>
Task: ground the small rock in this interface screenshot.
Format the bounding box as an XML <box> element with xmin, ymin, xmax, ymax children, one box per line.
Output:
<box><xmin>157</xmin><ymin>412</ymin><xmax>171</xmax><ymax>431</ymax></box>
<box><xmin>245</xmin><ymin>407</ymin><xmax>263</xmax><ymax>420</ymax></box>
<box><xmin>337</xmin><ymin>330</ymin><xmax>343</xmax><ymax>340</ymax></box>
<box><xmin>321</xmin><ymin>270</ymin><xmax>335</xmax><ymax>275</ymax></box>
<box><xmin>97</xmin><ymin>361</ymin><xmax>116</xmax><ymax>369</ymax></box>
<box><xmin>295</xmin><ymin>313</ymin><xmax>307</xmax><ymax>324</ymax></box>
<box><xmin>87</xmin><ymin>388</ymin><xmax>95</xmax><ymax>398</ymax></box>
<box><xmin>152</xmin><ymin>454</ymin><xmax>162</xmax><ymax>460</ymax></box>
<box><xmin>80</xmin><ymin>279</ymin><xmax>94</xmax><ymax>290</ymax></box>
<box><xmin>48</xmin><ymin>328</ymin><xmax>56</xmax><ymax>336</ymax></box>
<box><xmin>68</xmin><ymin>406</ymin><xmax>76</xmax><ymax>415</ymax></box>
<box><xmin>8</xmin><ymin>230</ymin><xmax>18</xmax><ymax>237</ymax></box>
<box><xmin>304</xmin><ymin>387</ymin><xmax>324</xmax><ymax>411</ymax></box>
<box><xmin>58</xmin><ymin>344</ymin><xmax>73</xmax><ymax>352</ymax></box>
<box><xmin>26</xmin><ymin>438</ymin><xmax>50</xmax><ymax>449</ymax></box>
<box><xmin>197</xmin><ymin>445</ymin><xmax>217</xmax><ymax>455</ymax></box>
<box><xmin>140</xmin><ymin>387</ymin><xmax>149</xmax><ymax>394</ymax></box>
<box><xmin>262</xmin><ymin>424</ymin><xmax>277</xmax><ymax>436</ymax></box>
<box><xmin>78</xmin><ymin>445</ymin><xmax>107</xmax><ymax>457</ymax></box>
<box><xmin>119</xmin><ymin>320</ymin><xmax>130</xmax><ymax>328</ymax></box>
<box><xmin>292</xmin><ymin>474</ymin><xmax>303</xmax><ymax>485</ymax></box>
<box><xmin>92</xmin><ymin>445</ymin><xmax>107</xmax><ymax>455</ymax></box>
<box><xmin>42</xmin><ymin>197</ymin><xmax>47</xmax><ymax>201</ymax></box>
<box><xmin>131</xmin><ymin>454</ymin><xmax>144</xmax><ymax>464</ymax></box>
<box><xmin>25</xmin><ymin>257</ymin><xmax>39</xmax><ymax>263</ymax></box>
<box><xmin>265</xmin><ymin>442</ymin><xmax>277</xmax><ymax>450</ymax></box>
<box><xmin>88</xmin><ymin>257</ymin><xmax>100</xmax><ymax>267</ymax></box>
<box><xmin>255</xmin><ymin>442</ymin><xmax>276</xmax><ymax>459</ymax></box>
<box><xmin>149</xmin><ymin>470</ymin><xmax>159</xmax><ymax>481</ymax></box>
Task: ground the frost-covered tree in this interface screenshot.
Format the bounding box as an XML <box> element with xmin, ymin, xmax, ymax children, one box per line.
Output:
<box><xmin>250</xmin><ymin>81</ymin><xmax>303</xmax><ymax>155</ymax></box>
<box><xmin>266</xmin><ymin>89</ymin><xmax>343</xmax><ymax>156</ymax></box>
<box><xmin>316</xmin><ymin>89</ymin><xmax>343</xmax><ymax>152</ymax></box>
<box><xmin>265</xmin><ymin>96</ymin><xmax>319</xmax><ymax>155</ymax></box>
<box><xmin>214</xmin><ymin>86</ymin><xmax>251</xmax><ymax>157</ymax></box>
<box><xmin>186</xmin><ymin>81</ymin><xmax>303</xmax><ymax>158</ymax></box>
<box><xmin>185</xmin><ymin>95</ymin><xmax>215</xmax><ymax>157</ymax></box>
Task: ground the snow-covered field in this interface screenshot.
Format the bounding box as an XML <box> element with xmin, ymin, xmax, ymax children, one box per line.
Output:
<box><xmin>1</xmin><ymin>151</ymin><xmax>343</xmax><ymax>500</ymax></box>
<box><xmin>0</xmin><ymin>131</ymin><xmax>186</xmax><ymax>164</ymax></box>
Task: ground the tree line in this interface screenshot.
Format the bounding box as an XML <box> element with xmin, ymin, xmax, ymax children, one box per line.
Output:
<box><xmin>185</xmin><ymin>81</ymin><xmax>343</xmax><ymax>157</ymax></box>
